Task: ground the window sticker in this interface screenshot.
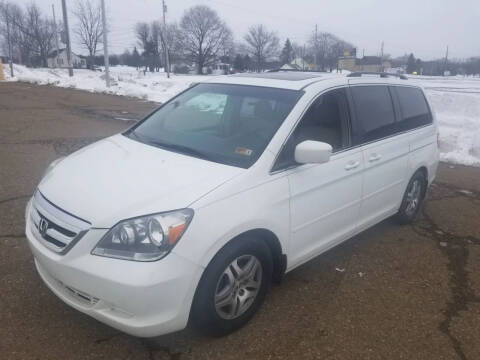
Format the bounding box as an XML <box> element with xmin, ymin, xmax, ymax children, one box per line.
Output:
<box><xmin>235</xmin><ymin>147</ymin><xmax>253</xmax><ymax>156</ymax></box>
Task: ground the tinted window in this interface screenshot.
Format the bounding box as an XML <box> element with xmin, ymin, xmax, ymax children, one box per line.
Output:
<box><xmin>394</xmin><ymin>86</ymin><xmax>432</xmax><ymax>131</ymax></box>
<box><xmin>128</xmin><ymin>84</ymin><xmax>303</xmax><ymax>169</ymax></box>
<box><xmin>351</xmin><ymin>85</ymin><xmax>396</xmax><ymax>143</ymax></box>
<box><xmin>274</xmin><ymin>88</ymin><xmax>350</xmax><ymax>170</ymax></box>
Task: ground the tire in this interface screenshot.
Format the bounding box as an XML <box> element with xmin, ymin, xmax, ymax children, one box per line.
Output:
<box><xmin>396</xmin><ymin>170</ymin><xmax>427</xmax><ymax>224</ymax></box>
<box><xmin>190</xmin><ymin>236</ymin><xmax>273</xmax><ymax>336</ymax></box>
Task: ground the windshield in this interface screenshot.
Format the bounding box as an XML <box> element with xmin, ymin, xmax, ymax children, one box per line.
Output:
<box><xmin>126</xmin><ymin>83</ymin><xmax>303</xmax><ymax>168</ymax></box>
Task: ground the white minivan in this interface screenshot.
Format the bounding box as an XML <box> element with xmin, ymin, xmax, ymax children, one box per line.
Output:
<box><xmin>25</xmin><ymin>71</ymin><xmax>439</xmax><ymax>337</ymax></box>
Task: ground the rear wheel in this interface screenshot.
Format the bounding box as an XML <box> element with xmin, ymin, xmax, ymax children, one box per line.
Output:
<box><xmin>396</xmin><ymin>171</ymin><xmax>427</xmax><ymax>224</ymax></box>
<box><xmin>191</xmin><ymin>237</ymin><xmax>272</xmax><ymax>336</ymax></box>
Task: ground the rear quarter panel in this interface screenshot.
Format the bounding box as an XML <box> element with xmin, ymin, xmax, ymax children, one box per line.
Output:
<box><xmin>408</xmin><ymin>88</ymin><xmax>439</xmax><ymax>184</ymax></box>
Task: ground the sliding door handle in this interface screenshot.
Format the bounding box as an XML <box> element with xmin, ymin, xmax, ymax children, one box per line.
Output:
<box><xmin>368</xmin><ymin>153</ymin><xmax>382</xmax><ymax>162</ymax></box>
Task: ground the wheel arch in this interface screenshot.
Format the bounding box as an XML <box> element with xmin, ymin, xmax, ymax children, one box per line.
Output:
<box><xmin>199</xmin><ymin>227</ymin><xmax>287</xmax><ymax>284</ymax></box>
<box><xmin>236</xmin><ymin>228</ymin><xmax>287</xmax><ymax>283</ymax></box>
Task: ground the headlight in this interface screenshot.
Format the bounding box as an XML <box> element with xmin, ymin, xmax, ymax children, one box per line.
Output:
<box><xmin>91</xmin><ymin>209</ymin><xmax>193</xmax><ymax>261</ymax></box>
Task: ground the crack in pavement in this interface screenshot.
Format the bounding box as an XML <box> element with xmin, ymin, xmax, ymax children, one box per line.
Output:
<box><xmin>0</xmin><ymin>194</ymin><xmax>31</xmax><ymax>205</ymax></box>
<box><xmin>0</xmin><ymin>233</ymin><xmax>25</xmax><ymax>239</ymax></box>
<box><xmin>412</xmin><ymin>184</ymin><xmax>480</xmax><ymax>360</ymax></box>
<box><xmin>430</xmin><ymin>182</ymin><xmax>480</xmax><ymax>201</ymax></box>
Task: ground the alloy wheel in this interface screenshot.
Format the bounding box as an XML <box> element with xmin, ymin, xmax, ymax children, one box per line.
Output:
<box><xmin>405</xmin><ymin>179</ymin><xmax>422</xmax><ymax>216</ymax></box>
<box><xmin>214</xmin><ymin>255</ymin><xmax>262</xmax><ymax>320</ymax></box>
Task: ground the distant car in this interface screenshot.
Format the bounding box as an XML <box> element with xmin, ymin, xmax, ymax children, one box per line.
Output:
<box><xmin>25</xmin><ymin>71</ymin><xmax>439</xmax><ymax>337</ymax></box>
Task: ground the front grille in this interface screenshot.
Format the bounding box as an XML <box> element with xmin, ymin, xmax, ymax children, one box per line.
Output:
<box><xmin>30</xmin><ymin>190</ymin><xmax>91</xmax><ymax>254</ymax></box>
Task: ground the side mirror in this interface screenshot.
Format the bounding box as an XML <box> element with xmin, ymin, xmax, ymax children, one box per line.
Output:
<box><xmin>294</xmin><ymin>140</ymin><xmax>332</xmax><ymax>164</ymax></box>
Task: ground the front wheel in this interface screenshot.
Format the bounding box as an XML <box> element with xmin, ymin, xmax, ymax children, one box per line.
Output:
<box><xmin>396</xmin><ymin>171</ymin><xmax>427</xmax><ymax>224</ymax></box>
<box><xmin>190</xmin><ymin>237</ymin><xmax>272</xmax><ymax>336</ymax></box>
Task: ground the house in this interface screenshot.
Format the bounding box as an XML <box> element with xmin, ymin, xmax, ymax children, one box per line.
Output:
<box><xmin>281</xmin><ymin>57</ymin><xmax>314</xmax><ymax>71</ymax></box>
<box><xmin>47</xmin><ymin>49</ymin><xmax>87</xmax><ymax>69</ymax></box>
<box><xmin>338</xmin><ymin>54</ymin><xmax>391</xmax><ymax>73</ymax></box>
<box><xmin>211</xmin><ymin>63</ymin><xmax>232</xmax><ymax>75</ymax></box>
<box><xmin>280</xmin><ymin>63</ymin><xmax>301</xmax><ymax>70</ymax></box>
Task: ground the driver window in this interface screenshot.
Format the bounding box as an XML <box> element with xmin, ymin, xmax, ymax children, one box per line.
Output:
<box><xmin>274</xmin><ymin>88</ymin><xmax>350</xmax><ymax>170</ymax></box>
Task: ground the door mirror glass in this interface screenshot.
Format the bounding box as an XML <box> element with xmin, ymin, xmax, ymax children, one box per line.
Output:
<box><xmin>294</xmin><ymin>140</ymin><xmax>332</xmax><ymax>164</ymax></box>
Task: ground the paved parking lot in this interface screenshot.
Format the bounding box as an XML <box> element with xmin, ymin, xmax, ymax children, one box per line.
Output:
<box><xmin>1</xmin><ymin>82</ymin><xmax>479</xmax><ymax>360</ymax></box>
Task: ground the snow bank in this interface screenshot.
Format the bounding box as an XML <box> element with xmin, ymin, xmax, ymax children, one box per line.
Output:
<box><xmin>4</xmin><ymin>64</ymin><xmax>216</xmax><ymax>103</ymax></box>
<box><xmin>3</xmin><ymin>65</ymin><xmax>480</xmax><ymax>166</ymax></box>
<box><xmin>408</xmin><ymin>75</ymin><xmax>480</xmax><ymax>166</ymax></box>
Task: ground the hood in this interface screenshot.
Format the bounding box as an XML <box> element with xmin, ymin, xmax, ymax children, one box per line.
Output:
<box><xmin>38</xmin><ymin>134</ymin><xmax>243</xmax><ymax>228</ymax></box>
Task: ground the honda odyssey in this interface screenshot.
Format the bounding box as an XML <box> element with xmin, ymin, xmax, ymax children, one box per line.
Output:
<box><xmin>25</xmin><ymin>71</ymin><xmax>439</xmax><ymax>337</ymax></box>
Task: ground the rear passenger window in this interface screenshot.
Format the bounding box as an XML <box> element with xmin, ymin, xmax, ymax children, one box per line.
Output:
<box><xmin>351</xmin><ymin>86</ymin><xmax>396</xmax><ymax>143</ymax></box>
<box><xmin>394</xmin><ymin>86</ymin><xmax>432</xmax><ymax>131</ymax></box>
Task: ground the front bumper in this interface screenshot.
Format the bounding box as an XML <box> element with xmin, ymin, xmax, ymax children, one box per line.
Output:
<box><xmin>25</xmin><ymin>200</ymin><xmax>204</xmax><ymax>337</ymax></box>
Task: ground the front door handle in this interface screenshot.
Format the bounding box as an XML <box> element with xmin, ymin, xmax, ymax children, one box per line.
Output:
<box><xmin>368</xmin><ymin>153</ymin><xmax>382</xmax><ymax>162</ymax></box>
<box><xmin>345</xmin><ymin>160</ymin><xmax>360</xmax><ymax>171</ymax></box>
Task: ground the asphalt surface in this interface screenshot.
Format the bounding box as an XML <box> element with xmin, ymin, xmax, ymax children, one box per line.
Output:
<box><xmin>1</xmin><ymin>82</ymin><xmax>479</xmax><ymax>360</ymax></box>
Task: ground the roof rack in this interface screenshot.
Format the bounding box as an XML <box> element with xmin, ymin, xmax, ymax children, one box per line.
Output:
<box><xmin>347</xmin><ymin>72</ymin><xmax>408</xmax><ymax>80</ymax></box>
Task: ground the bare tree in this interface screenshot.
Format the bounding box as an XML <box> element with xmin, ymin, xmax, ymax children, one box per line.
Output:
<box><xmin>0</xmin><ymin>1</ymin><xmax>60</xmax><ymax>67</ymax></box>
<box><xmin>179</xmin><ymin>5</ymin><xmax>232</xmax><ymax>74</ymax></box>
<box><xmin>161</xmin><ymin>22</ymin><xmax>181</xmax><ymax>66</ymax></box>
<box><xmin>308</xmin><ymin>31</ymin><xmax>353</xmax><ymax>71</ymax></box>
<box><xmin>24</xmin><ymin>3</ymin><xmax>55</xmax><ymax>67</ymax></box>
<box><xmin>244</xmin><ymin>24</ymin><xmax>279</xmax><ymax>72</ymax></box>
<box><xmin>135</xmin><ymin>22</ymin><xmax>149</xmax><ymax>50</ymax></box>
<box><xmin>73</xmin><ymin>0</ymin><xmax>103</xmax><ymax>69</ymax></box>
<box><xmin>135</xmin><ymin>22</ymin><xmax>160</xmax><ymax>72</ymax></box>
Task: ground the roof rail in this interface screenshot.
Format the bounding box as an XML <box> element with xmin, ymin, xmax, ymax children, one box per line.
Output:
<box><xmin>266</xmin><ymin>68</ymin><xmax>323</xmax><ymax>73</ymax></box>
<box><xmin>347</xmin><ymin>72</ymin><xmax>408</xmax><ymax>80</ymax></box>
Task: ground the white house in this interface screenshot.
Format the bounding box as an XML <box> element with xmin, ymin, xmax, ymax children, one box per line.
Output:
<box><xmin>281</xmin><ymin>57</ymin><xmax>313</xmax><ymax>71</ymax></box>
<box><xmin>47</xmin><ymin>49</ymin><xmax>87</xmax><ymax>69</ymax></box>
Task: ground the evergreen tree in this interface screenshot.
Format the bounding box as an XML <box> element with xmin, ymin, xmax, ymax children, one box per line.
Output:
<box><xmin>415</xmin><ymin>58</ymin><xmax>422</xmax><ymax>74</ymax></box>
<box><xmin>280</xmin><ymin>38</ymin><xmax>294</xmax><ymax>65</ymax></box>
<box><xmin>406</xmin><ymin>53</ymin><xmax>416</xmax><ymax>74</ymax></box>
<box><xmin>244</xmin><ymin>55</ymin><xmax>253</xmax><ymax>71</ymax></box>
<box><xmin>132</xmin><ymin>47</ymin><xmax>141</xmax><ymax>69</ymax></box>
<box><xmin>233</xmin><ymin>54</ymin><xmax>245</xmax><ymax>71</ymax></box>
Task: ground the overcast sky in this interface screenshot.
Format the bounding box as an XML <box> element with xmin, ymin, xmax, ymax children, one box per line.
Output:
<box><xmin>14</xmin><ymin>0</ymin><xmax>480</xmax><ymax>60</ymax></box>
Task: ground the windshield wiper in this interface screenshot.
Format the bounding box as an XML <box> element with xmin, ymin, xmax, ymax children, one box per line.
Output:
<box><xmin>147</xmin><ymin>140</ymin><xmax>213</xmax><ymax>161</ymax></box>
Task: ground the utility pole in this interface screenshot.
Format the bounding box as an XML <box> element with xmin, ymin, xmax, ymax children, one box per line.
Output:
<box><xmin>314</xmin><ymin>24</ymin><xmax>318</xmax><ymax>71</ymax></box>
<box><xmin>61</xmin><ymin>0</ymin><xmax>73</xmax><ymax>76</ymax></box>
<box><xmin>5</xmin><ymin>4</ymin><xmax>14</xmax><ymax>77</ymax></box>
<box><xmin>444</xmin><ymin>45</ymin><xmax>449</xmax><ymax>75</ymax></box>
<box><xmin>52</xmin><ymin>4</ymin><xmax>60</xmax><ymax>68</ymax></box>
<box><xmin>101</xmin><ymin>0</ymin><xmax>110</xmax><ymax>87</ymax></box>
<box><xmin>162</xmin><ymin>0</ymin><xmax>170</xmax><ymax>78</ymax></box>
<box><xmin>380</xmin><ymin>41</ymin><xmax>384</xmax><ymax>72</ymax></box>
<box><xmin>302</xmin><ymin>44</ymin><xmax>306</xmax><ymax>70</ymax></box>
